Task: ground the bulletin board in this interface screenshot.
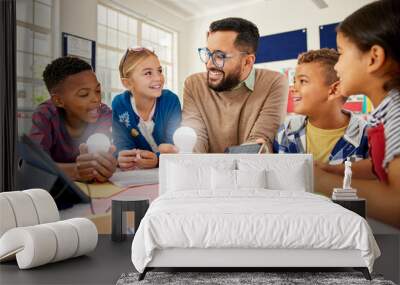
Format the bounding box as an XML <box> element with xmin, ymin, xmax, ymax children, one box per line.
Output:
<box><xmin>319</xmin><ymin>22</ymin><xmax>339</xmax><ymax>50</ymax></box>
<box><xmin>255</xmin><ymin>29</ymin><xmax>308</xmax><ymax>63</ymax></box>
<box><xmin>62</xmin><ymin>32</ymin><xmax>96</xmax><ymax>70</ymax></box>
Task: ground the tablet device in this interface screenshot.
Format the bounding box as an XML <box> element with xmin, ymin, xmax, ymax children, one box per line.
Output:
<box><xmin>224</xmin><ymin>143</ymin><xmax>263</xmax><ymax>154</ymax></box>
<box><xmin>16</xmin><ymin>134</ymin><xmax>90</xmax><ymax>209</ymax></box>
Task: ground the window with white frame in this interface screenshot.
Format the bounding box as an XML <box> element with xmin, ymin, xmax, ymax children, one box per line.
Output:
<box><xmin>97</xmin><ymin>3</ymin><xmax>137</xmax><ymax>105</ymax></box>
<box><xmin>16</xmin><ymin>0</ymin><xmax>54</xmax><ymax>135</ymax></box>
<box><xmin>141</xmin><ymin>23</ymin><xmax>174</xmax><ymax>91</ymax></box>
<box><xmin>96</xmin><ymin>3</ymin><xmax>176</xmax><ymax>105</ymax></box>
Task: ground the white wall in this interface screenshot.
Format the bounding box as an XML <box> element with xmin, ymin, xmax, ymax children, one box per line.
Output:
<box><xmin>58</xmin><ymin>0</ymin><xmax>375</xmax><ymax>97</ymax></box>
<box><xmin>109</xmin><ymin>0</ymin><xmax>189</xmax><ymax>96</ymax></box>
<box><xmin>59</xmin><ymin>0</ymin><xmax>188</xmax><ymax>97</ymax></box>
<box><xmin>181</xmin><ymin>0</ymin><xmax>375</xmax><ymax>78</ymax></box>
<box><xmin>60</xmin><ymin>0</ymin><xmax>97</xmax><ymax>42</ymax></box>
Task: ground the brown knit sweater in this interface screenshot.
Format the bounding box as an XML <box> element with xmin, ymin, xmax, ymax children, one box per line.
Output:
<box><xmin>182</xmin><ymin>68</ymin><xmax>288</xmax><ymax>153</ymax></box>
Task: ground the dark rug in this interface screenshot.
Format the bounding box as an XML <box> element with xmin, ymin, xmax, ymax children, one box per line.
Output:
<box><xmin>116</xmin><ymin>271</ymin><xmax>396</xmax><ymax>285</ymax></box>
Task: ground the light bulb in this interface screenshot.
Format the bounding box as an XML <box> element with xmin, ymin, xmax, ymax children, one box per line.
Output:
<box><xmin>86</xmin><ymin>133</ymin><xmax>111</xmax><ymax>153</ymax></box>
<box><xmin>173</xmin><ymin>127</ymin><xmax>197</xmax><ymax>153</ymax></box>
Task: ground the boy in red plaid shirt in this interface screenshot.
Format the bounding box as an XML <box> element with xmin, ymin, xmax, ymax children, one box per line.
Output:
<box><xmin>29</xmin><ymin>56</ymin><xmax>117</xmax><ymax>182</ymax></box>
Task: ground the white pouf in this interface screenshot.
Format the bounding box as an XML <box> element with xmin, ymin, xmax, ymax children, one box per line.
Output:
<box><xmin>0</xmin><ymin>189</ymin><xmax>98</xmax><ymax>269</ymax></box>
<box><xmin>1</xmin><ymin>191</ymin><xmax>39</xmax><ymax>227</ymax></box>
<box><xmin>0</xmin><ymin>196</ymin><xmax>17</xmax><ymax>237</ymax></box>
<box><xmin>24</xmin><ymin>189</ymin><xmax>59</xmax><ymax>223</ymax></box>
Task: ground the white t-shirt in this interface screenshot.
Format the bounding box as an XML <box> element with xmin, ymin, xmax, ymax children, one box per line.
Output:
<box><xmin>130</xmin><ymin>96</ymin><xmax>159</xmax><ymax>153</ymax></box>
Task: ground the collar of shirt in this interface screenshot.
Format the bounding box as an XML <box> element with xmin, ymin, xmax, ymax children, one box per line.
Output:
<box><xmin>130</xmin><ymin>94</ymin><xmax>159</xmax><ymax>153</ymax></box>
<box><xmin>130</xmin><ymin>95</ymin><xmax>156</xmax><ymax>122</ymax></box>
<box><xmin>370</xmin><ymin>89</ymin><xmax>398</xmax><ymax>123</ymax></box>
<box><xmin>285</xmin><ymin>109</ymin><xmax>367</xmax><ymax>148</ymax></box>
<box><xmin>231</xmin><ymin>68</ymin><xmax>255</xmax><ymax>92</ymax></box>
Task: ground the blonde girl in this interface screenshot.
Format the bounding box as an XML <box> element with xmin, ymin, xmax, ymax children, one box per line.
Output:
<box><xmin>112</xmin><ymin>48</ymin><xmax>181</xmax><ymax>169</ymax></box>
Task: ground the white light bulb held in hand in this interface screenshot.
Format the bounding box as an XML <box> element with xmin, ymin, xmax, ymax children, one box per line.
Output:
<box><xmin>86</xmin><ymin>133</ymin><xmax>111</xmax><ymax>153</ymax></box>
<box><xmin>173</xmin><ymin>127</ymin><xmax>197</xmax><ymax>153</ymax></box>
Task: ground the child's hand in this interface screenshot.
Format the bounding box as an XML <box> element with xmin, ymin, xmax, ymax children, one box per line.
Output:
<box><xmin>313</xmin><ymin>163</ymin><xmax>334</xmax><ymax>196</ymax></box>
<box><xmin>77</xmin><ymin>144</ymin><xmax>118</xmax><ymax>182</ymax></box>
<box><xmin>314</xmin><ymin>161</ymin><xmax>344</xmax><ymax>175</ymax></box>
<box><xmin>76</xmin><ymin>143</ymin><xmax>96</xmax><ymax>182</ymax></box>
<box><xmin>92</xmin><ymin>145</ymin><xmax>118</xmax><ymax>182</ymax></box>
<box><xmin>159</xmin><ymin>143</ymin><xmax>179</xmax><ymax>154</ymax></box>
<box><xmin>134</xmin><ymin>150</ymin><xmax>158</xmax><ymax>169</ymax></box>
<box><xmin>118</xmin><ymin>149</ymin><xmax>140</xmax><ymax>170</ymax></box>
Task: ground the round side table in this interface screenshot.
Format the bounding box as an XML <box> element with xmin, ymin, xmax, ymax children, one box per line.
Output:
<box><xmin>111</xmin><ymin>197</ymin><xmax>149</xmax><ymax>242</ymax></box>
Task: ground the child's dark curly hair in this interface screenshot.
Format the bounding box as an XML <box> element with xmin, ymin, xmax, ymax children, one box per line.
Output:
<box><xmin>297</xmin><ymin>48</ymin><xmax>339</xmax><ymax>86</ymax></box>
<box><xmin>43</xmin><ymin>56</ymin><xmax>92</xmax><ymax>93</ymax></box>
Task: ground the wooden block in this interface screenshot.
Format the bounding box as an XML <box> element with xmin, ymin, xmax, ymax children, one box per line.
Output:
<box><xmin>87</xmin><ymin>212</ymin><xmax>135</xmax><ymax>234</ymax></box>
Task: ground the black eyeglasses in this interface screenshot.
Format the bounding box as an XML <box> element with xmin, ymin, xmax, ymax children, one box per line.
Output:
<box><xmin>198</xmin><ymin>47</ymin><xmax>248</xmax><ymax>68</ymax></box>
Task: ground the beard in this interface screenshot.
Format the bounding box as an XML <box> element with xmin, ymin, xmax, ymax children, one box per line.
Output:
<box><xmin>207</xmin><ymin>67</ymin><xmax>242</xmax><ymax>92</ymax></box>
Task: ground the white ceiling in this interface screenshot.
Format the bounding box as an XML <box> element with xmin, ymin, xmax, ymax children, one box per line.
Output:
<box><xmin>149</xmin><ymin>0</ymin><xmax>328</xmax><ymax>20</ymax></box>
<box><xmin>149</xmin><ymin>0</ymin><xmax>267</xmax><ymax>20</ymax></box>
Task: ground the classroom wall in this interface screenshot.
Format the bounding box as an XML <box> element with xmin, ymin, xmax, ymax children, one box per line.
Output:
<box><xmin>58</xmin><ymin>0</ymin><xmax>375</xmax><ymax>97</ymax></box>
<box><xmin>60</xmin><ymin>0</ymin><xmax>97</xmax><ymax>43</ymax></box>
<box><xmin>108</xmin><ymin>0</ymin><xmax>189</xmax><ymax>96</ymax></box>
<box><xmin>58</xmin><ymin>0</ymin><xmax>188</xmax><ymax>97</ymax></box>
<box><xmin>181</xmin><ymin>0</ymin><xmax>375</xmax><ymax>77</ymax></box>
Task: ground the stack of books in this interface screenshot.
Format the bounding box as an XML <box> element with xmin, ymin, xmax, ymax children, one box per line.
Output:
<box><xmin>332</xmin><ymin>188</ymin><xmax>358</xmax><ymax>200</ymax></box>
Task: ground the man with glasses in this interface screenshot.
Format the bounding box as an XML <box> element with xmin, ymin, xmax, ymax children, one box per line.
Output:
<box><xmin>182</xmin><ymin>17</ymin><xmax>288</xmax><ymax>153</ymax></box>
